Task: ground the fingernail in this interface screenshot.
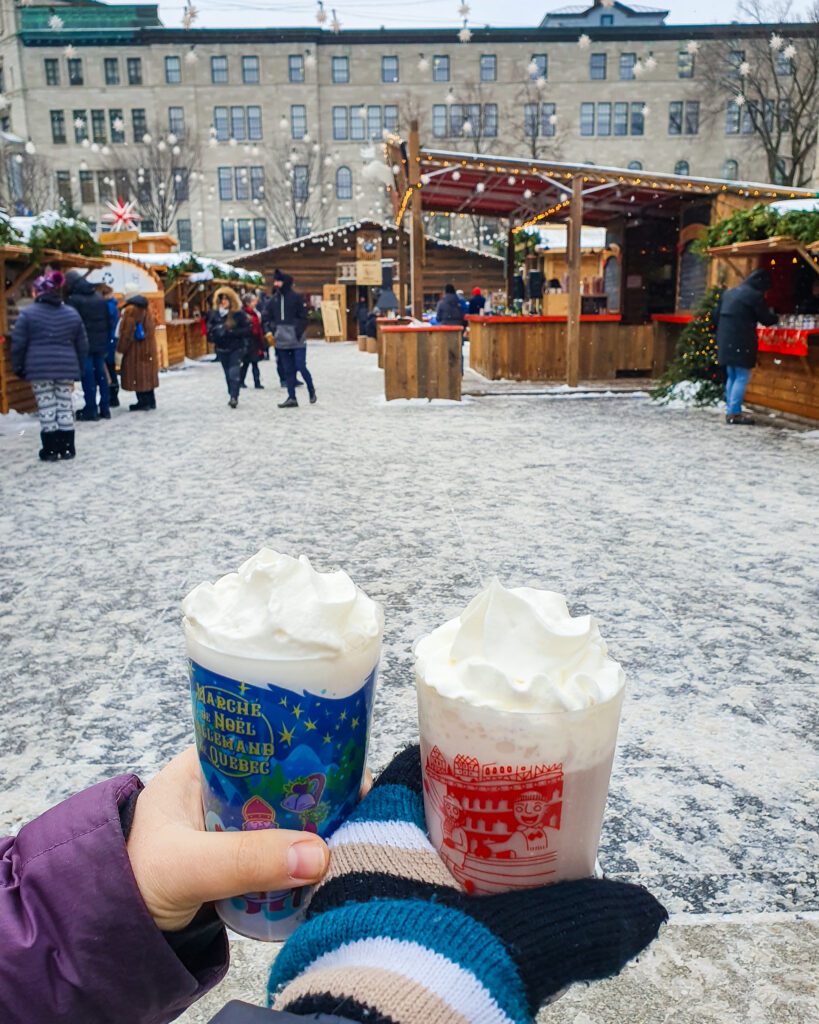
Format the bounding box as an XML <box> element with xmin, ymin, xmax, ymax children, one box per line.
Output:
<box><xmin>287</xmin><ymin>840</ymin><xmax>327</xmax><ymax>882</ymax></box>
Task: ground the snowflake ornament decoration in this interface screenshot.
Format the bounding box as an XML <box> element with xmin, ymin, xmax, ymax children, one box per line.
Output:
<box><xmin>103</xmin><ymin>198</ymin><xmax>141</xmax><ymax>232</ymax></box>
<box><xmin>25</xmin><ymin>140</ymin><xmax>36</xmax><ymax>155</ymax></box>
<box><xmin>181</xmin><ymin>3</ymin><xmax>198</xmax><ymax>29</ymax></box>
<box><xmin>305</xmin><ymin>50</ymin><xmax>316</xmax><ymax>68</ymax></box>
<box><xmin>418</xmin><ymin>54</ymin><xmax>430</xmax><ymax>71</ymax></box>
<box><xmin>686</xmin><ymin>40</ymin><xmax>700</xmax><ymax>55</ymax></box>
<box><xmin>458</xmin><ymin>21</ymin><xmax>472</xmax><ymax>44</ymax></box>
<box><xmin>330</xmin><ymin>9</ymin><xmax>341</xmax><ymax>33</ymax></box>
<box><xmin>600</xmin><ymin>0</ymin><xmax>614</xmax><ymax>6</ymax></box>
<box><xmin>645</xmin><ymin>55</ymin><xmax>657</xmax><ymax>71</ymax></box>
<box><xmin>536</xmin><ymin>76</ymin><xmax>548</xmax><ymax>90</ymax></box>
<box><xmin>578</xmin><ymin>34</ymin><xmax>591</xmax><ymax>49</ymax></box>
<box><xmin>783</xmin><ymin>43</ymin><xmax>796</xmax><ymax>60</ymax></box>
<box><xmin>316</xmin><ymin>1</ymin><xmax>328</xmax><ymax>24</ymax></box>
<box><xmin>475</xmin><ymin>181</ymin><xmax>485</xmax><ymax>193</ymax></box>
<box><xmin>739</xmin><ymin>61</ymin><xmax>750</xmax><ymax>77</ymax></box>
<box><xmin>769</xmin><ymin>33</ymin><xmax>784</xmax><ymax>50</ymax></box>
<box><xmin>48</xmin><ymin>14</ymin><xmax>64</xmax><ymax>30</ymax></box>
<box><xmin>457</xmin><ymin>2</ymin><xmax>471</xmax><ymax>15</ymax></box>
<box><xmin>642</xmin><ymin>104</ymin><xmax>650</xmax><ymax>116</ymax></box>
<box><xmin>548</xmin><ymin>113</ymin><xmax>558</xmax><ymax>125</ymax></box>
<box><xmin>73</xmin><ymin>115</ymin><xmax>86</xmax><ymax>129</ymax></box>
<box><xmin>445</xmin><ymin>89</ymin><xmax>455</xmax><ymax>104</ymax></box>
<box><xmin>63</xmin><ymin>44</ymin><xmax>76</xmax><ymax>57</ymax></box>
<box><xmin>633</xmin><ymin>62</ymin><xmax>645</xmax><ymax>77</ymax></box>
<box><xmin>185</xmin><ymin>48</ymin><xmax>198</xmax><ymax>64</ymax></box>
<box><xmin>735</xmin><ymin>93</ymin><xmax>746</xmax><ymax>106</ymax></box>
<box><xmin>113</xmin><ymin>117</ymin><xmax>125</xmax><ymax>133</ymax></box>
<box><xmin>526</xmin><ymin>59</ymin><xmax>539</xmax><ymax>77</ymax></box>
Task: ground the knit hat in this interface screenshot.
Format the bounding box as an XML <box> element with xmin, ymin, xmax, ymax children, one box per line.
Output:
<box><xmin>268</xmin><ymin>745</ymin><xmax>668</xmax><ymax>1023</ymax></box>
<box><xmin>473</xmin><ymin>287</ymin><xmax>482</xmax><ymax>296</ymax></box>
<box><xmin>33</xmin><ymin>270</ymin><xmax>65</xmax><ymax>296</ymax></box>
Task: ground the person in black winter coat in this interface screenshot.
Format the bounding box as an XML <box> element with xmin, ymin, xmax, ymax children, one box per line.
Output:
<box><xmin>207</xmin><ymin>286</ymin><xmax>250</xmax><ymax>409</ymax></box>
<box><xmin>11</xmin><ymin>270</ymin><xmax>88</xmax><ymax>462</ymax></box>
<box><xmin>66</xmin><ymin>268</ymin><xmax>114</xmax><ymax>421</ymax></box>
<box><xmin>468</xmin><ymin>287</ymin><xmax>486</xmax><ymax>316</ymax></box>
<box><xmin>266</xmin><ymin>269</ymin><xmax>315</xmax><ymax>409</ymax></box>
<box><xmin>714</xmin><ymin>268</ymin><xmax>778</xmax><ymax>425</ymax></box>
<box><xmin>435</xmin><ymin>283</ymin><xmax>466</xmax><ymax>326</ymax></box>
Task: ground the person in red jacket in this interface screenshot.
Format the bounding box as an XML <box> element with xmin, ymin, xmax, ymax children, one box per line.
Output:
<box><xmin>240</xmin><ymin>292</ymin><xmax>266</xmax><ymax>390</ymax></box>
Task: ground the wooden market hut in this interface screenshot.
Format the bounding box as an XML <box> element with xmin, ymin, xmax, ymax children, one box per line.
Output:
<box><xmin>228</xmin><ymin>219</ymin><xmax>506</xmax><ymax>340</ymax></box>
<box><xmin>384</xmin><ymin>126</ymin><xmax>815</xmax><ymax>386</ymax></box>
<box><xmin>0</xmin><ymin>244</ymin><xmax>107</xmax><ymax>415</ymax></box>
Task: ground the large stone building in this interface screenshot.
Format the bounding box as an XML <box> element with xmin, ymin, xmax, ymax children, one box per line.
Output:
<box><xmin>0</xmin><ymin>0</ymin><xmax>815</xmax><ymax>256</ymax></box>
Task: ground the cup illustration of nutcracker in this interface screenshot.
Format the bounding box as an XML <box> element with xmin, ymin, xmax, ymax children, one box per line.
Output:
<box><xmin>238</xmin><ymin>796</ymin><xmax>303</xmax><ymax>916</ymax></box>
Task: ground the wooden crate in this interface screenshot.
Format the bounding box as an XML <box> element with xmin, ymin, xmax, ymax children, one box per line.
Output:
<box><xmin>165</xmin><ymin>321</ymin><xmax>187</xmax><ymax>366</ymax></box>
<box><xmin>745</xmin><ymin>347</ymin><xmax>819</xmax><ymax>421</ymax></box>
<box><xmin>357</xmin><ymin>335</ymin><xmax>368</xmax><ymax>351</ymax></box>
<box><xmin>183</xmin><ymin>320</ymin><xmax>209</xmax><ymax>360</ymax></box>
<box><xmin>383</xmin><ymin>326</ymin><xmax>462</xmax><ymax>401</ymax></box>
<box><xmin>366</xmin><ymin>336</ymin><xmax>378</xmax><ymax>354</ymax></box>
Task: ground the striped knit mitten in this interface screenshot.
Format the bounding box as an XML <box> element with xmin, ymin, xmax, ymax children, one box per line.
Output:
<box><xmin>268</xmin><ymin>746</ymin><xmax>666</xmax><ymax>1024</ymax></box>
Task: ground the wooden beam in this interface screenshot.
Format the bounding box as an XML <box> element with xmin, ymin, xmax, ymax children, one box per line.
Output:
<box><xmin>506</xmin><ymin>224</ymin><xmax>515</xmax><ymax>307</ymax></box>
<box><xmin>566</xmin><ymin>175</ymin><xmax>583</xmax><ymax>388</ymax></box>
<box><xmin>397</xmin><ymin>225</ymin><xmax>408</xmax><ymax>313</ymax></box>
<box><xmin>408</xmin><ymin>120</ymin><xmax>425</xmax><ymax>318</ymax></box>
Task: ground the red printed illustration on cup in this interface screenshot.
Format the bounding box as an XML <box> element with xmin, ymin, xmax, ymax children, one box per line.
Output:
<box><xmin>424</xmin><ymin>747</ymin><xmax>564</xmax><ymax>892</ymax></box>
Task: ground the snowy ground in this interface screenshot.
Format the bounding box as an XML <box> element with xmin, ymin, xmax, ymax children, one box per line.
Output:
<box><xmin>1</xmin><ymin>343</ymin><xmax>817</xmax><ymax>1022</ymax></box>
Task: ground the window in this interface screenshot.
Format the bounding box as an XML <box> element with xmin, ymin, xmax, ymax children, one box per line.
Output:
<box><xmin>44</xmin><ymin>59</ymin><xmax>60</xmax><ymax>86</ymax></box>
<box><xmin>338</xmin><ymin>216</ymin><xmax>354</xmax><ymax>226</ymax></box>
<box><xmin>73</xmin><ymin>110</ymin><xmax>87</xmax><ymax>143</ymax></box>
<box><xmin>109</xmin><ymin>109</ymin><xmax>125</xmax><ymax>143</ymax></box>
<box><xmin>253</xmin><ymin>219</ymin><xmax>267</xmax><ymax>249</ymax></box>
<box><xmin>381</xmin><ymin>56</ymin><xmax>399</xmax><ymax>83</ymax></box>
<box><xmin>590</xmin><ymin>53</ymin><xmax>607</xmax><ymax>80</ymax></box>
<box><xmin>67</xmin><ymin>59</ymin><xmax>83</xmax><ymax>86</ymax></box>
<box><xmin>247</xmin><ymin>106</ymin><xmax>262</xmax><ymax>140</ymax></box>
<box><xmin>350</xmin><ymin>106</ymin><xmax>366</xmax><ymax>140</ymax></box>
<box><xmin>620</xmin><ymin>53</ymin><xmax>636</xmax><ymax>80</ymax></box>
<box><xmin>236</xmin><ymin>219</ymin><xmax>252</xmax><ymax>250</ymax></box>
<box><xmin>221</xmin><ymin>220</ymin><xmax>236</xmax><ymax>250</ymax></box>
<box><xmin>289</xmin><ymin>55</ymin><xmax>304</xmax><ymax>83</ymax></box>
<box><xmin>165</xmin><ymin>56</ymin><xmax>181</xmax><ymax>84</ymax></box>
<box><xmin>601</xmin><ymin>13</ymin><xmax>614</xmax><ymax>24</ymax></box>
<box><xmin>214</xmin><ymin>106</ymin><xmax>229</xmax><ymax>140</ymax></box>
<box><xmin>242</xmin><ymin>56</ymin><xmax>260</xmax><ymax>84</ymax></box>
<box><xmin>685</xmin><ymin>100</ymin><xmax>699</xmax><ymax>135</ymax></box>
<box><xmin>529</xmin><ymin>53</ymin><xmax>548</xmax><ymax>80</ymax></box>
<box><xmin>728</xmin><ymin>50</ymin><xmax>744</xmax><ymax>78</ymax></box>
<box><xmin>292</xmin><ymin>164</ymin><xmax>309</xmax><ymax>201</ymax></box>
<box><xmin>775</xmin><ymin>51</ymin><xmax>793</xmax><ymax>76</ymax></box>
<box><xmin>137</xmin><ymin>172</ymin><xmax>151</xmax><ymax>206</ymax></box>
<box><xmin>540</xmin><ymin>102</ymin><xmax>556</xmax><ymax>137</ymax></box>
<box><xmin>56</xmin><ymin>170</ymin><xmax>72</xmax><ymax>209</ymax></box>
<box><xmin>91</xmin><ymin>109</ymin><xmax>106</xmax><ymax>143</ymax></box>
<box><xmin>50</xmin><ymin>110</ymin><xmax>66</xmax><ymax>144</ymax></box>
<box><xmin>524</xmin><ymin>103</ymin><xmax>538</xmax><ymax>138</ymax></box>
<box><xmin>674</xmin><ymin>160</ymin><xmax>689</xmax><ymax>175</ymax></box>
<box><xmin>579</xmin><ymin>102</ymin><xmax>595</xmax><ymax>136</ymax></box>
<box><xmin>218</xmin><ymin>167</ymin><xmax>233</xmax><ymax>200</ymax></box>
<box><xmin>773</xmin><ymin>157</ymin><xmax>788</xmax><ymax>184</ymax></box>
<box><xmin>678</xmin><ymin>48</ymin><xmax>694</xmax><ymax>78</ymax></box>
<box><xmin>779</xmin><ymin>98</ymin><xmax>791</xmax><ymax>132</ymax></box>
<box><xmin>114</xmin><ymin>170</ymin><xmax>131</xmax><ymax>199</ymax></box>
<box><xmin>290</xmin><ymin>104</ymin><xmax>306</xmax><ymax>139</ymax></box>
<box><xmin>211</xmin><ymin>56</ymin><xmax>228</xmax><ymax>84</ymax></box>
<box><xmin>332</xmin><ymin>106</ymin><xmax>349</xmax><ymax>140</ymax></box>
<box><xmin>670</xmin><ymin>100</ymin><xmax>698</xmax><ymax>135</ymax></box>
<box><xmin>384</xmin><ymin>104</ymin><xmax>399</xmax><ymax>132</ymax></box>
<box><xmin>104</xmin><ymin>57</ymin><xmax>120</xmax><ymax>85</ymax></box>
<box><xmin>668</xmin><ymin>101</ymin><xmax>683</xmax><ymax>135</ymax></box>
<box><xmin>79</xmin><ymin>169</ymin><xmax>95</xmax><ymax>204</ymax></box>
<box><xmin>630</xmin><ymin>102</ymin><xmax>644</xmax><ymax>135</ymax></box>
<box><xmin>331</xmin><ymin>56</ymin><xmax>349</xmax><ymax>83</ymax></box>
<box><xmin>177</xmin><ymin>218</ymin><xmax>192</xmax><ymax>250</ymax></box>
<box><xmin>722</xmin><ymin>158</ymin><xmax>738</xmax><ymax>180</ymax></box>
<box><xmin>628</xmin><ymin>161</ymin><xmax>643</xmax><ymax>170</ymax></box>
<box><xmin>250</xmin><ymin>166</ymin><xmax>265</xmax><ymax>199</ymax></box>
<box><xmin>480</xmin><ymin>54</ymin><xmax>496</xmax><ymax>82</ymax></box>
<box><xmin>483</xmin><ymin>103</ymin><xmax>498</xmax><ymax>137</ymax></box>
<box><xmin>127</xmin><ymin>57</ymin><xmax>142</xmax><ymax>85</ymax></box>
<box><xmin>295</xmin><ymin>216</ymin><xmax>310</xmax><ymax>236</ymax></box>
<box><xmin>432</xmin><ymin>55</ymin><xmax>450</xmax><ymax>82</ymax></box>
<box><xmin>432</xmin><ymin>104</ymin><xmax>447</xmax><ymax>138</ymax></box>
<box><xmin>141</xmin><ymin>218</ymin><xmax>156</xmax><ymax>232</ymax></box>
<box><xmin>173</xmin><ymin>168</ymin><xmax>189</xmax><ymax>202</ymax></box>
<box><xmin>168</xmin><ymin>106</ymin><xmax>185</xmax><ymax>138</ymax></box>
<box><xmin>336</xmin><ymin>165</ymin><xmax>352</xmax><ymax>199</ymax></box>
<box><xmin>132</xmin><ymin>108</ymin><xmax>147</xmax><ymax>142</ymax></box>
<box><xmin>367</xmin><ymin>105</ymin><xmax>382</xmax><ymax>140</ymax></box>
<box><xmin>230</xmin><ymin>106</ymin><xmax>246</xmax><ymax>141</ymax></box>
<box><xmin>725</xmin><ymin>99</ymin><xmax>740</xmax><ymax>134</ymax></box>
<box><xmin>235</xmin><ymin>167</ymin><xmax>250</xmax><ymax>201</ymax></box>
<box><xmin>614</xmin><ymin>101</ymin><xmax>628</xmax><ymax>135</ymax></box>
<box><xmin>96</xmin><ymin>171</ymin><xmax>113</xmax><ymax>204</ymax></box>
<box><xmin>597</xmin><ymin>102</ymin><xmax>611</xmax><ymax>136</ymax></box>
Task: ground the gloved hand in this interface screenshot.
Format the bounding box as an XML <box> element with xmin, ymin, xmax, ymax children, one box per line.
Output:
<box><xmin>268</xmin><ymin>746</ymin><xmax>667</xmax><ymax>1023</ymax></box>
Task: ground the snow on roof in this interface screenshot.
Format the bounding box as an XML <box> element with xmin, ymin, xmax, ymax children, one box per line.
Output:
<box><xmin>107</xmin><ymin>249</ymin><xmax>262</xmax><ymax>280</ymax></box>
<box><xmin>770</xmin><ymin>199</ymin><xmax>819</xmax><ymax>214</ymax></box>
<box><xmin>10</xmin><ymin>211</ymin><xmax>91</xmax><ymax>242</ymax></box>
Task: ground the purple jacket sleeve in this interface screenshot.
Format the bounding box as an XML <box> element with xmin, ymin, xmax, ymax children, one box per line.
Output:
<box><xmin>0</xmin><ymin>774</ymin><xmax>229</xmax><ymax>1024</ymax></box>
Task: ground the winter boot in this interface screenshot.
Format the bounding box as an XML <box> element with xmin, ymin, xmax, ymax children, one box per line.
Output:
<box><xmin>108</xmin><ymin>384</ymin><xmax>120</xmax><ymax>408</ymax></box>
<box><xmin>59</xmin><ymin>430</ymin><xmax>76</xmax><ymax>460</ymax></box>
<box><xmin>278</xmin><ymin>397</ymin><xmax>298</xmax><ymax>408</ymax></box>
<box><xmin>309</xmin><ymin>389</ymin><xmax>317</xmax><ymax>404</ymax></box>
<box><xmin>75</xmin><ymin>407</ymin><xmax>99</xmax><ymax>422</ymax></box>
<box><xmin>38</xmin><ymin>431</ymin><xmax>59</xmax><ymax>462</ymax></box>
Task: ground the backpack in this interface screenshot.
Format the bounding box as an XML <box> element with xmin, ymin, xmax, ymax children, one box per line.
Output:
<box><xmin>134</xmin><ymin>320</ymin><xmax>146</xmax><ymax>341</ymax></box>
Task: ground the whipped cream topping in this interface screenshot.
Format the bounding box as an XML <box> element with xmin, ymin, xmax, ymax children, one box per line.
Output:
<box><xmin>182</xmin><ymin>548</ymin><xmax>383</xmax><ymax>663</ymax></box>
<box><xmin>415</xmin><ymin>579</ymin><xmax>624</xmax><ymax>712</ymax></box>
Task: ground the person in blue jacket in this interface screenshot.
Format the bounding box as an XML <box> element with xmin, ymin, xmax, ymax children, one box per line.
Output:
<box><xmin>66</xmin><ymin>268</ymin><xmax>114</xmax><ymax>421</ymax></box>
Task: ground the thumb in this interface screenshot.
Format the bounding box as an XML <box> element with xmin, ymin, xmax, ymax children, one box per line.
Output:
<box><xmin>183</xmin><ymin>828</ymin><xmax>329</xmax><ymax>905</ymax></box>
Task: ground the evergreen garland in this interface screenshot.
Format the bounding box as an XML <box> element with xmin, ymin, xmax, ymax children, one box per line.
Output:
<box><xmin>694</xmin><ymin>203</ymin><xmax>819</xmax><ymax>253</ymax></box>
<box><xmin>652</xmin><ymin>285</ymin><xmax>724</xmax><ymax>406</ymax></box>
<box><xmin>28</xmin><ymin>215</ymin><xmax>103</xmax><ymax>262</ymax></box>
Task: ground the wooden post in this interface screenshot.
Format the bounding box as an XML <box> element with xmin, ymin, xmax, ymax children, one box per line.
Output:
<box><xmin>506</xmin><ymin>224</ymin><xmax>515</xmax><ymax>308</ymax></box>
<box><xmin>396</xmin><ymin>226</ymin><xmax>408</xmax><ymax>314</ymax></box>
<box><xmin>408</xmin><ymin>120</ymin><xmax>425</xmax><ymax>319</ymax></box>
<box><xmin>566</xmin><ymin>175</ymin><xmax>583</xmax><ymax>388</ymax></box>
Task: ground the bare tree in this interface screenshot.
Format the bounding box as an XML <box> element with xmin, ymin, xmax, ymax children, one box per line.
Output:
<box><xmin>0</xmin><ymin>147</ymin><xmax>55</xmax><ymax>215</ymax></box>
<box><xmin>106</xmin><ymin>124</ymin><xmax>201</xmax><ymax>231</ymax></box>
<box><xmin>698</xmin><ymin>1</ymin><xmax>819</xmax><ymax>185</ymax></box>
<box><xmin>254</xmin><ymin>135</ymin><xmax>329</xmax><ymax>243</ymax></box>
<box><xmin>510</xmin><ymin>79</ymin><xmax>564</xmax><ymax>162</ymax></box>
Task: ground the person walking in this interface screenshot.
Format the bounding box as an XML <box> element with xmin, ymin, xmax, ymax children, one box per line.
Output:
<box><xmin>435</xmin><ymin>283</ymin><xmax>466</xmax><ymax>326</ymax></box>
<box><xmin>11</xmin><ymin>270</ymin><xmax>87</xmax><ymax>462</ymax></box>
<box><xmin>208</xmin><ymin>286</ymin><xmax>250</xmax><ymax>409</ymax></box>
<box><xmin>468</xmin><ymin>286</ymin><xmax>486</xmax><ymax>315</ymax></box>
<box><xmin>714</xmin><ymin>268</ymin><xmax>778</xmax><ymax>426</ymax></box>
<box><xmin>239</xmin><ymin>292</ymin><xmax>266</xmax><ymax>389</ymax></box>
<box><xmin>268</xmin><ymin>269</ymin><xmax>315</xmax><ymax>409</ymax></box>
<box><xmin>66</xmin><ymin>269</ymin><xmax>114</xmax><ymax>421</ymax></box>
<box><xmin>118</xmin><ymin>294</ymin><xmax>159</xmax><ymax>412</ymax></box>
<box><xmin>99</xmin><ymin>283</ymin><xmax>121</xmax><ymax>407</ymax></box>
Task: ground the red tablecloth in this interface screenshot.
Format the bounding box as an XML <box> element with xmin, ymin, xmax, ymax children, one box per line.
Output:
<box><xmin>756</xmin><ymin>327</ymin><xmax>817</xmax><ymax>357</ymax></box>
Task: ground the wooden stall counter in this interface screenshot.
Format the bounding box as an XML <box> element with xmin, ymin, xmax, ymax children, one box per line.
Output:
<box><xmin>745</xmin><ymin>329</ymin><xmax>819</xmax><ymax>421</ymax></box>
<box><xmin>466</xmin><ymin>314</ymin><xmax>657</xmax><ymax>382</ymax></box>
<box><xmin>376</xmin><ymin>316</ymin><xmax>413</xmax><ymax>368</ymax></box>
<box><xmin>382</xmin><ymin>324</ymin><xmax>462</xmax><ymax>401</ymax></box>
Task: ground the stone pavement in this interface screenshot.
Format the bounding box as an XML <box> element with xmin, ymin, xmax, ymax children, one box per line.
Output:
<box><xmin>1</xmin><ymin>342</ymin><xmax>817</xmax><ymax>1022</ymax></box>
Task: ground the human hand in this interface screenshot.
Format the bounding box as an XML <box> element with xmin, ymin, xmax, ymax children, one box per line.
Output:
<box><xmin>126</xmin><ymin>748</ymin><xmax>329</xmax><ymax>933</ymax></box>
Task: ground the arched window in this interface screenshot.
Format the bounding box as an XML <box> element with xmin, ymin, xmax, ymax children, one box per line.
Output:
<box><xmin>674</xmin><ymin>160</ymin><xmax>689</xmax><ymax>176</ymax></box>
<box><xmin>722</xmin><ymin>159</ymin><xmax>739</xmax><ymax>180</ymax></box>
<box><xmin>627</xmin><ymin>160</ymin><xmax>642</xmax><ymax>170</ymax></box>
<box><xmin>335</xmin><ymin>165</ymin><xmax>352</xmax><ymax>200</ymax></box>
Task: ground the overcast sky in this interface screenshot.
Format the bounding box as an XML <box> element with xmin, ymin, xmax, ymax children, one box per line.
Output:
<box><xmin>135</xmin><ymin>1</ymin><xmax>767</xmax><ymax>32</ymax></box>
